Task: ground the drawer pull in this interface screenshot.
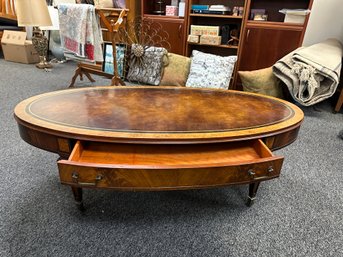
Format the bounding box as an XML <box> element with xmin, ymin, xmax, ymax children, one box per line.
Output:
<box><xmin>71</xmin><ymin>172</ymin><xmax>103</xmax><ymax>186</ymax></box>
<box><xmin>248</xmin><ymin>168</ymin><xmax>273</xmax><ymax>181</ymax></box>
<box><xmin>267</xmin><ymin>166</ymin><xmax>274</xmax><ymax>173</ymax></box>
<box><xmin>248</xmin><ymin>169</ymin><xmax>255</xmax><ymax>177</ymax></box>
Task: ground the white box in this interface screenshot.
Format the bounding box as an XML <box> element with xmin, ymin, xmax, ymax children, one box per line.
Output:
<box><xmin>284</xmin><ymin>13</ymin><xmax>306</xmax><ymax>24</ymax></box>
<box><xmin>280</xmin><ymin>9</ymin><xmax>310</xmax><ymax>24</ymax></box>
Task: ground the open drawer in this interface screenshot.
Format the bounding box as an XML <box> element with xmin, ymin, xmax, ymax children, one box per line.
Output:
<box><xmin>57</xmin><ymin>140</ymin><xmax>284</xmax><ymax>190</ymax></box>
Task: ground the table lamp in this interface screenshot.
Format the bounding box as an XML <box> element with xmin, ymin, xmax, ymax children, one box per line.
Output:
<box><xmin>16</xmin><ymin>0</ymin><xmax>53</xmax><ymax>69</ymax></box>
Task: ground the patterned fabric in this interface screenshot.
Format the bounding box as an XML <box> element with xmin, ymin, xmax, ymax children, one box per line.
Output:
<box><xmin>58</xmin><ymin>4</ymin><xmax>103</xmax><ymax>62</ymax></box>
<box><xmin>160</xmin><ymin>53</ymin><xmax>191</xmax><ymax>86</ymax></box>
<box><xmin>186</xmin><ymin>50</ymin><xmax>237</xmax><ymax>89</ymax></box>
<box><xmin>127</xmin><ymin>44</ymin><xmax>167</xmax><ymax>86</ymax></box>
<box><xmin>112</xmin><ymin>0</ymin><xmax>126</xmax><ymax>8</ymax></box>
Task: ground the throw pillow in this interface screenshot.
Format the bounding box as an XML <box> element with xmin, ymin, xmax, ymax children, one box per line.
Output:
<box><xmin>239</xmin><ymin>67</ymin><xmax>284</xmax><ymax>98</ymax></box>
<box><xmin>160</xmin><ymin>53</ymin><xmax>191</xmax><ymax>86</ymax></box>
<box><xmin>127</xmin><ymin>44</ymin><xmax>168</xmax><ymax>86</ymax></box>
<box><xmin>186</xmin><ymin>50</ymin><xmax>237</xmax><ymax>89</ymax></box>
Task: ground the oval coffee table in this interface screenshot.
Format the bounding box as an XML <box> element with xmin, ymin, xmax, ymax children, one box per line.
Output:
<box><xmin>14</xmin><ymin>86</ymin><xmax>304</xmax><ymax>209</ymax></box>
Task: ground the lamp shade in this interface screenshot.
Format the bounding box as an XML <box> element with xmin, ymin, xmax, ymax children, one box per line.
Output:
<box><xmin>16</xmin><ymin>0</ymin><xmax>52</xmax><ymax>27</ymax></box>
<box><xmin>40</xmin><ymin>6</ymin><xmax>60</xmax><ymax>30</ymax></box>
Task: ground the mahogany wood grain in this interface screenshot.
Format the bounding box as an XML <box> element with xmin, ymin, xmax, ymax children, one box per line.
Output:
<box><xmin>64</xmin><ymin>139</ymin><xmax>274</xmax><ymax>168</ymax></box>
<box><xmin>14</xmin><ymin>86</ymin><xmax>303</xmax><ymax>144</ymax></box>
<box><xmin>14</xmin><ymin>86</ymin><xmax>303</xmax><ymax>206</ymax></box>
<box><xmin>142</xmin><ymin>17</ymin><xmax>186</xmax><ymax>55</ymax></box>
<box><xmin>239</xmin><ymin>25</ymin><xmax>303</xmax><ymax>71</ymax></box>
<box><xmin>58</xmin><ymin>141</ymin><xmax>283</xmax><ymax>191</ymax></box>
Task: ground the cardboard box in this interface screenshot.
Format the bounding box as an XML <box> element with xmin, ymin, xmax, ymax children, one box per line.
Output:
<box><xmin>1</xmin><ymin>30</ymin><xmax>39</xmax><ymax>64</ymax></box>
<box><xmin>187</xmin><ymin>34</ymin><xmax>199</xmax><ymax>43</ymax></box>
<box><xmin>190</xmin><ymin>25</ymin><xmax>220</xmax><ymax>36</ymax></box>
<box><xmin>200</xmin><ymin>35</ymin><xmax>222</xmax><ymax>45</ymax></box>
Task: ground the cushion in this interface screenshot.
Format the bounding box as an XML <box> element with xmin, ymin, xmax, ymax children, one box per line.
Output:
<box><xmin>160</xmin><ymin>53</ymin><xmax>191</xmax><ymax>86</ymax></box>
<box><xmin>239</xmin><ymin>67</ymin><xmax>284</xmax><ymax>98</ymax></box>
<box><xmin>127</xmin><ymin>44</ymin><xmax>167</xmax><ymax>86</ymax></box>
<box><xmin>186</xmin><ymin>50</ymin><xmax>237</xmax><ymax>89</ymax></box>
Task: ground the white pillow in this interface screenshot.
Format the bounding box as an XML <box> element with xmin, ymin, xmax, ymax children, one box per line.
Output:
<box><xmin>186</xmin><ymin>50</ymin><xmax>237</xmax><ymax>89</ymax></box>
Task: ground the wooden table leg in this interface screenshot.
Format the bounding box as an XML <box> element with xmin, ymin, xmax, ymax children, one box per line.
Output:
<box><xmin>246</xmin><ymin>182</ymin><xmax>261</xmax><ymax>207</ymax></box>
<box><xmin>71</xmin><ymin>186</ymin><xmax>85</xmax><ymax>211</ymax></box>
<box><xmin>334</xmin><ymin>88</ymin><xmax>343</xmax><ymax>113</ymax></box>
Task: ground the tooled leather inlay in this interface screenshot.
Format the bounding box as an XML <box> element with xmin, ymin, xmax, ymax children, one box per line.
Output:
<box><xmin>26</xmin><ymin>87</ymin><xmax>294</xmax><ymax>133</ymax></box>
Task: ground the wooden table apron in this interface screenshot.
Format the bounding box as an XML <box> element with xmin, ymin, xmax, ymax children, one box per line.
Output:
<box><xmin>14</xmin><ymin>86</ymin><xmax>304</xmax><ymax>207</ymax></box>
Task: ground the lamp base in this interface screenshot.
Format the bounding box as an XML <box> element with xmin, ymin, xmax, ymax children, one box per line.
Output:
<box><xmin>36</xmin><ymin>56</ymin><xmax>52</xmax><ymax>69</ymax></box>
<box><xmin>32</xmin><ymin>27</ymin><xmax>52</xmax><ymax>69</ymax></box>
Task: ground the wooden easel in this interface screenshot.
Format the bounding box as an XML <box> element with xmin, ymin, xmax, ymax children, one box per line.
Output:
<box><xmin>69</xmin><ymin>8</ymin><xmax>127</xmax><ymax>88</ymax></box>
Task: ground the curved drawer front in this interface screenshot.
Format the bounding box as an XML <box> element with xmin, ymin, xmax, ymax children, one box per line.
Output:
<box><xmin>57</xmin><ymin>140</ymin><xmax>284</xmax><ymax>190</ymax></box>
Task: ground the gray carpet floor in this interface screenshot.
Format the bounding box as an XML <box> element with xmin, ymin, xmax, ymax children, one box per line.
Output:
<box><xmin>1</xmin><ymin>58</ymin><xmax>343</xmax><ymax>257</ymax></box>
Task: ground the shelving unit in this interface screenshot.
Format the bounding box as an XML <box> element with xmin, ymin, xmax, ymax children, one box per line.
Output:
<box><xmin>235</xmin><ymin>0</ymin><xmax>314</xmax><ymax>89</ymax></box>
<box><xmin>139</xmin><ymin>0</ymin><xmax>313</xmax><ymax>90</ymax></box>
<box><xmin>141</xmin><ymin>0</ymin><xmax>188</xmax><ymax>55</ymax></box>
<box><xmin>185</xmin><ymin>0</ymin><xmax>247</xmax><ymax>88</ymax></box>
<box><xmin>188</xmin><ymin>41</ymin><xmax>238</xmax><ymax>49</ymax></box>
<box><xmin>189</xmin><ymin>14</ymin><xmax>243</xmax><ymax>19</ymax></box>
<box><xmin>186</xmin><ymin>0</ymin><xmax>247</xmax><ymax>56</ymax></box>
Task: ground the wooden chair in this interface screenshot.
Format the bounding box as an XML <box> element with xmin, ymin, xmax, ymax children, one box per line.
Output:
<box><xmin>0</xmin><ymin>0</ymin><xmax>16</xmax><ymax>21</ymax></box>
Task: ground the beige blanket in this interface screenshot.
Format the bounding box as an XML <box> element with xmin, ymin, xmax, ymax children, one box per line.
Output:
<box><xmin>273</xmin><ymin>39</ymin><xmax>342</xmax><ymax>106</ymax></box>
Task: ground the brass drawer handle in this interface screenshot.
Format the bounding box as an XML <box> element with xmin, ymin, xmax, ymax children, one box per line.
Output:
<box><xmin>71</xmin><ymin>172</ymin><xmax>103</xmax><ymax>186</ymax></box>
<box><xmin>267</xmin><ymin>166</ymin><xmax>274</xmax><ymax>173</ymax></box>
<box><xmin>248</xmin><ymin>167</ymin><xmax>274</xmax><ymax>181</ymax></box>
<box><xmin>248</xmin><ymin>169</ymin><xmax>255</xmax><ymax>177</ymax></box>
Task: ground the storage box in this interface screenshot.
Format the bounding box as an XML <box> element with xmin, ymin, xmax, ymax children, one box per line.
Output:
<box><xmin>200</xmin><ymin>35</ymin><xmax>222</xmax><ymax>45</ymax></box>
<box><xmin>1</xmin><ymin>30</ymin><xmax>39</xmax><ymax>64</ymax></box>
<box><xmin>187</xmin><ymin>34</ymin><xmax>199</xmax><ymax>43</ymax></box>
<box><xmin>280</xmin><ymin>9</ymin><xmax>310</xmax><ymax>24</ymax></box>
<box><xmin>284</xmin><ymin>13</ymin><xmax>306</xmax><ymax>24</ymax></box>
<box><xmin>190</xmin><ymin>25</ymin><xmax>220</xmax><ymax>36</ymax></box>
<box><xmin>166</xmin><ymin>5</ymin><xmax>178</xmax><ymax>16</ymax></box>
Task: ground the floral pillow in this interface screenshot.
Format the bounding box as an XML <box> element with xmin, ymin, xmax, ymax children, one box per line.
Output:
<box><xmin>186</xmin><ymin>50</ymin><xmax>237</xmax><ymax>89</ymax></box>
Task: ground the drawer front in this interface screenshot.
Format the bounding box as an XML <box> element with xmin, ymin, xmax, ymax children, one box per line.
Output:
<box><xmin>57</xmin><ymin>158</ymin><xmax>283</xmax><ymax>191</ymax></box>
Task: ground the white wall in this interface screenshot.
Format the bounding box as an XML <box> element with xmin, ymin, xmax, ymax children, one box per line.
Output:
<box><xmin>303</xmin><ymin>0</ymin><xmax>343</xmax><ymax>46</ymax></box>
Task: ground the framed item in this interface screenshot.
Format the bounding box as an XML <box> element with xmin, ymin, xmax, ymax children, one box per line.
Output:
<box><xmin>102</xmin><ymin>42</ymin><xmax>127</xmax><ymax>78</ymax></box>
